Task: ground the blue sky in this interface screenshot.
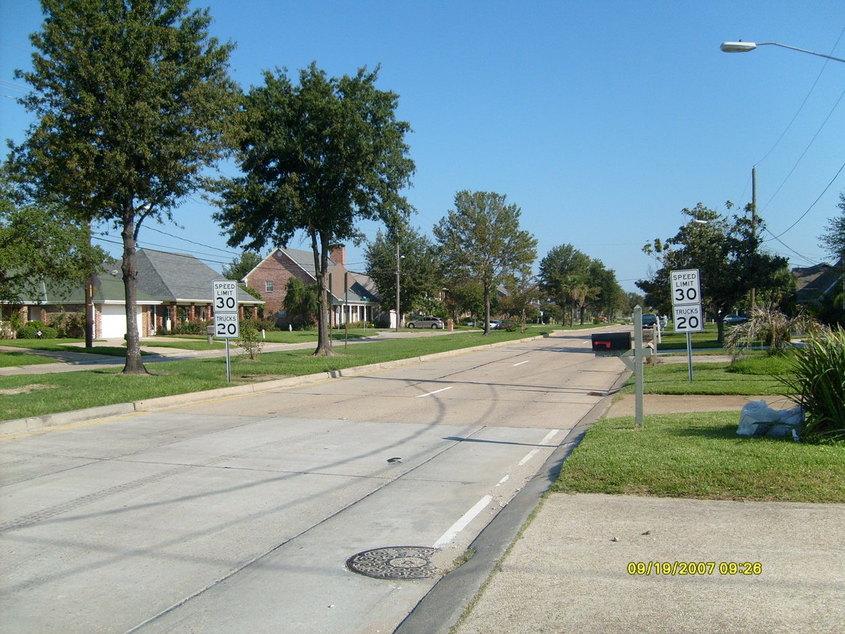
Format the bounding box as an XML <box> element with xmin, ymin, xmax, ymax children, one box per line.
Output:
<box><xmin>2</xmin><ymin>1</ymin><xmax>844</xmax><ymax>293</ymax></box>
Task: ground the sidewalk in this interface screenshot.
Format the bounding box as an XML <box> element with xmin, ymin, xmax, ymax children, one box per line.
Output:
<box><xmin>456</xmin><ymin>493</ymin><xmax>845</xmax><ymax>633</ymax></box>
<box><xmin>451</xmin><ymin>391</ymin><xmax>844</xmax><ymax>634</ymax></box>
<box><xmin>0</xmin><ymin>330</ymin><xmax>466</xmax><ymax>376</ymax></box>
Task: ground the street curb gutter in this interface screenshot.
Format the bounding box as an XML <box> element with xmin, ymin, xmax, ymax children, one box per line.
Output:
<box><xmin>1</xmin><ymin>334</ymin><xmax>548</xmax><ymax>438</ymax></box>
<box><xmin>394</xmin><ymin>367</ymin><xmax>632</xmax><ymax>634</ymax></box>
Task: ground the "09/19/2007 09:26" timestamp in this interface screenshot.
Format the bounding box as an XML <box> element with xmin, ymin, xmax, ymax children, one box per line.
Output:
<box><xmin>627</xmin><ymin>561</ymin><xmax>763</xmax><ymax>576</ymax></box>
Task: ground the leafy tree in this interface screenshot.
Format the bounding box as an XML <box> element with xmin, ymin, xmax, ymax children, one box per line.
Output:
<box><xmin>282</xmin><ymin>277</ymin><xmax>318</xmax><ymax>328</ymax></box>
<box><xmin>10</xmin><ymin>0</ymin><xmax>236</xmax><ymax>373</ymax></box>
<box><xmin>499</xmin><ymin>274</ymin><xmax>540</xmax><ymax>331</ymax></box>
<box><xmin>445</xmin><ymin>278</ymin><xmax>485</xmax><ymax>324</ymax></box>
<box><xmin>213</xmin><ymin>63</ymin><xmax>414</xmax><ymax>355</ymax></box>
<box><xmin>0</xmin><ymin>171</ymin><xmax>103</xmax><ymax>303</ymax></box>
<box><xmin>587</xmin><ymin>259</ymin><xmax>627</xmax><ymax>322</ymax></box>
<box><xmin>538</xmin><ymin>244</ymin><xmax>591</xmax><ymax>326</ymax></box>
<box><xmin>223</xmin><ymin>251</ymin><xmax>263</xmax><ymax>282</ymax></box>
<box><xmin>365</xmin><ymin>222</ymin><xmax>442</xmax><ymax>318</ymax></box>
<box><xmin>820</xmin><ymin>193</ymin><xmax>845</xmax><ymax>309</ymax></box>
<box><xmin>434</xmin><ymin>191</ymin><xmax>536</xmax><ymax>334</ymax></box>
<box><xmin>637</xmin><ymin>203</ymin><xmax>790</xmax><ymax>342</ymax></box>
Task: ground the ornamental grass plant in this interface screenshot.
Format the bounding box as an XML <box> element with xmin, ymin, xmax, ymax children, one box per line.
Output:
<box><xmin>779</xmin><ymin>327</ymin><xmax>845</xmax><ymax>443</ymax></box>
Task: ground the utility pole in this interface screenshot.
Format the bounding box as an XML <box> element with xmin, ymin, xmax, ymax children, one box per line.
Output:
<box><xmin>395</xmin><ymin>241</ymin><xmax>401</xmax><ymax>332</ymax></box>
<box><xmin>750</xmin><ymin>166</ymin><xmax>758</xmax><ymax>309</ymax></box>
<box><xmin>84</xmin><ymin>221</ymin><xmax>94</xmax><ymax>348</ymax></box>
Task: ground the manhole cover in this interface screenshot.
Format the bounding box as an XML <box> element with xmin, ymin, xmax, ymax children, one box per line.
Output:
<box><xmin>346</xmin><ymin>546</ymin><xmax>439</xmax><ymax>580</ymax></box>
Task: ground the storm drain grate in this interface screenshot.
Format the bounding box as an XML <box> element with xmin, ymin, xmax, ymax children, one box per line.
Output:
<box><xmin>346</xmin><ymin>546</ymin><xmax>439</xmax><ymax>580</ymax></box>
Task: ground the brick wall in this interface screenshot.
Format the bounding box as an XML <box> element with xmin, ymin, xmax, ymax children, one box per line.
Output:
<box><xmin>244</xmin><ymin>250</ymin><xmax>315</xmax><ymax>317</ymax></box>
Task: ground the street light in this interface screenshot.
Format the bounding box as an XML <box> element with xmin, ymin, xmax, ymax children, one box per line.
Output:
<box><xmin>720</xmin><ymin>41</ymin><xmax>845</xmax><ymax>63</ymax></box>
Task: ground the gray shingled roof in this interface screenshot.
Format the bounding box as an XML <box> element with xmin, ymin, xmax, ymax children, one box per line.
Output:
<box><xmin>137</xmin><ymin>249</ymin><xmax>260</xmax><ymax>304</ymax></box>
<box><xmin>281</xmin><ymin>248</ymin><xmax>335</xmax><ymax>278</ymax></box>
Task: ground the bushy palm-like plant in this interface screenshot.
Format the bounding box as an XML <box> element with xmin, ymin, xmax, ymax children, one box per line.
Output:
<box><xmin>724</xmin><ymin>306</ymin><xmax>823</xmax><ymax>359</ymax></box>
<box><xmin>779</xmin><ymin>327</ymin><xmax>845</xmax><ymax>442</ymax></box>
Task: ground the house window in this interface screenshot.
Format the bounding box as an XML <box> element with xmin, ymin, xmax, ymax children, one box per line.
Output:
<box><xmin>265</xmin><ymin>281</ymin><xmax>274</xmax><ymax>293</ymax></box>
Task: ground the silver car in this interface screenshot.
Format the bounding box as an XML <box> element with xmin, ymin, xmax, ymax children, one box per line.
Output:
<box><xmin>407</xmin><ymin>316</ymin><xmax>444</xmax><ymax>329</ymax></box>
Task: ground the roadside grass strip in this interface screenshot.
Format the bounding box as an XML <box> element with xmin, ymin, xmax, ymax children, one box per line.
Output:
<box><xmin>625</xmin><ymin>356</ymin><xmax>790</xmax><ymax>396</ymax></box>
<box><xmin>553</xmin><ymin>411</ymin><xmax>845</xmax><ymax>503</ymax></box>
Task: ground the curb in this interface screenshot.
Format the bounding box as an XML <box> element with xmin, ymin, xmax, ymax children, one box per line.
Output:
<box><xmin>1</xmin><ymin>334</ymin><xmax>549</xmax><ymax>437</ymax></box>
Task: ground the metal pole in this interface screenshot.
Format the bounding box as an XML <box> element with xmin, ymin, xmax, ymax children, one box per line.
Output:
<box><xmin>686</xmin><ymin>332</ymin><xmax>694</xmax><ymax>382</ymax></box>
<box><xmin>751</xmin><ymin>166</ymin><xmax>757</xmax><ymax>309</ymax></box>
<box><xmin>225</xmin><ymin>339</ymin><xmax>231</xmax><ymax>383</ymax></box>
<box><xmin>344</xmin><ymin>271</ymin><xmax>349</xmax><ymax>350</ymax></box>
<box><xmin>395</xmin><ymin>241</ymin><xmax>401</xmax><ymax>332</ymax></box>
<box><xmin>633</xmin><ymin>305</ymin><xmax>644</xmax><ymax>429</ymax></box>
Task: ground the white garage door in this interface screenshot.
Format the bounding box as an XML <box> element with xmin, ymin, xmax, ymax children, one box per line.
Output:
<box><xmin>100</xmin><ymin>305</ymin><xmax>143</xmax><ymax>339</ymax></box>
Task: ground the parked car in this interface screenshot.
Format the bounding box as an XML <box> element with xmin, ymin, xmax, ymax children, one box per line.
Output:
<box><xmin>641</xmin><ymin>313</ymin><xmax>659</xmax><ymax>328</ymax></box>
<box><xmin>724</xmin><ymin>313</ymin><xmax>749</xmax><ymax>326</ymax></box>
<box><xmin>407</xmin><ymin>316</ymin><xmax>444</xmax><ymax>329</ymax></box>
<box><xmin>487</xmin><ymin>320</ymin><xmax>502</xmax><ymax>330</ymax></box>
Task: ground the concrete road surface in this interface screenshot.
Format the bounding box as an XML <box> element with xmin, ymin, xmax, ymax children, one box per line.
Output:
<box><xmin>0</xmin><ymin>331</ymin><xmax>626</xmax><ymax>633</ymax></box>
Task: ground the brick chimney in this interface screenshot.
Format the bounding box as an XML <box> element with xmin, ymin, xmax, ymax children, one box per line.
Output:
<box><xmin>330</xmin><ymin>246</ymin><xmax>346</xmax><ymax>266</ymax></box>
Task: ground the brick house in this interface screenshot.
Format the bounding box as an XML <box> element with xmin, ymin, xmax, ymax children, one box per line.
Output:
<box><xmin>242</xmin><ymin>247</ymin><xmax>381</xmax><ymax>326</ymax></box>
<box><xmin>2</xmin><ymin>249</ymin><xmax>263</xmax><ymax>338</ymax></box>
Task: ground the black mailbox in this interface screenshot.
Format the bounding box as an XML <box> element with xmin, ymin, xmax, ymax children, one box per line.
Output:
<box><xmin>591</xmin><ymin>332</ymin><xmax>631</xmax><ymax>356</ymax></box>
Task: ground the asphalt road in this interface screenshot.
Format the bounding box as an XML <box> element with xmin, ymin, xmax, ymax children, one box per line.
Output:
<box><xmin>0</xmin><ymin>331</ymin><xmax>626</xmax><ymax>633</ymax></box>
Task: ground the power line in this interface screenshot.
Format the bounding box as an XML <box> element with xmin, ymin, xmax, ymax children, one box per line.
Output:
<box><xmin>761</xmin><ymin>84</ymin><xmax>845</xmax><ymax>211</ymax></box>
<box><xmin>765</xmin><ymin>158</ymin><xmax>845</xmax><ymax>240</ymax></box>
<box><xmin>143</xmin><ymin>224</ymin><xmax>241</xmax><ymax>256</ymax></box>
<box><xmin>754</xmin><ymin>23</ymin><xmax>845</xmax><ymax>168</ymax></box>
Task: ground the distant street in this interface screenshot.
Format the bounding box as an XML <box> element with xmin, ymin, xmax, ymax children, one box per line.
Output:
<box><xmin>1</xmin><ymin>330</ymin><xmax>626</xmax><ymax>633</ymax></box>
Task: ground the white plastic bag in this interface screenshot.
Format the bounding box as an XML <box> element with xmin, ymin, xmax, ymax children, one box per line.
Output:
<box><xmin>737</xmin><ymin>400</ymin><xmax>803</xmax><ymax>439</ymax></box>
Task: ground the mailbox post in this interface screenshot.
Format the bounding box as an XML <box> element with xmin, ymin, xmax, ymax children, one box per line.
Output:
<box><xmin>591</xmin><ymin>306</ymin><xmax>647</xmax><ymax>428</ymax></box>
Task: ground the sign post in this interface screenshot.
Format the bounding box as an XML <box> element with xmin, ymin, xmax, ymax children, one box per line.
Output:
<box><xmin>670</xmin><ymin>269</ymin><xmax>704</xmax><ymax>382</ymax></box>
<box><xmin>213</xmin><ymin>280</ymin><xmax>239</xmax><ymax>383</ymax></box>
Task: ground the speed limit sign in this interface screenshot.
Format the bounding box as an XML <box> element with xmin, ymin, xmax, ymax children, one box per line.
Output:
<box><xmin>214</xmin><ymin>313</ymin><xmax>239</xmax><ymax>338</ymax></box>
<box><xmin>213</xmin><ymin>280</ymin><xmax>238</xmax><ymax>312</ymax></box>
<box><xmin>670</xmin><ymin>269</ymin><xmax>701</xmax><ymax>306</ymax></box>
<box><xmin>673</xmin><ymin>304</ymin><xmax>704</xmax><ymax>333</ymax></box>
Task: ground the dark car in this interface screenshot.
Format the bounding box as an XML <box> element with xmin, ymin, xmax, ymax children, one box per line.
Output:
<box><xmin>641</xmin><ymin>313</ymin><xmax>659</xmax><ymax>328</ymax></box>
<box><xmin>407</xmin><ymin>316</ymin><xmax>444</xmax><ymax>329</ymax></box>
<box><xmin>724</xmin><ymin>314</ymin><xmax>749</xmax><ymax>326</ymax></box>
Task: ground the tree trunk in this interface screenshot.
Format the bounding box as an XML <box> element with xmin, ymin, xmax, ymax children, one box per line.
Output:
<box><xmin>121</xmin><ymin>206</ymin><xmax>147</xmax><ymax>374</ymax></box>
<box><xmin>483</xmin><ymin>283</ymin><xmax>491</xmax><ymax>335</ymax></box>
<box><xmin>312</xmin><ymin>232</ymin><xmax>334</xmax><ymax>356</ymax></box>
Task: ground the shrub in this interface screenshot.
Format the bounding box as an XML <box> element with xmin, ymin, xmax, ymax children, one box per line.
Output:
<box><xmin>167</xmin><ymin>320</ymin><xmax>211</xmax><ymax>335</ymax></box>
<box><xmin>779</xmin><ymin>327</ymin><xmax>845</xmax><ymax>442</ymax></box>
<box><xmin>237</xmin><ymin>320</ymin><xmax>265</xmax><ymax>360</ymax></box>
<box><xmin>724</xmin><ymin>307</ymin><xmax>824</xmax><ymax>359</ymax></box>
<box><xmin>18</xmin><ymin>321</ymin><xmax>58</xmax><ymax>339</ymax></box>
<box><xmin>49</xmin><ymin>311</ymin><xmax>86</xmax><ymax>338</ymax></box>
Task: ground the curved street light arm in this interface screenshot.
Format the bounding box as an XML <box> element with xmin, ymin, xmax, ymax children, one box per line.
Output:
<box><xmin>721</xmin><ymin>40</ymin><xmax>845</xmax><ymax>63</ymax></box>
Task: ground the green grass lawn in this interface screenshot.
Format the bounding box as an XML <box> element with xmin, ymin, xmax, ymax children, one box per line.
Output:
<box><xmin>554</xmin><ymin>411</ymin><xmax>845</xmax><ymax>502</ymax></box>
<box><xmin>0</xmin><ymin>351</ymin><xmax>55</xmax><ymax>368</ymax></box>
<box><xmin>626</xmin><ymin>355</ymin><xmax>792</xmax><ymax>396</ymax></box>
<box><xmin>0</xmin><ymin>328</ymin><xmax>552</xmax><ymax>421</ymax></box>
<box><xmin>557</xmin><ymin>349</ymin><xmax>843</xmax><ymax>503</ymax></box>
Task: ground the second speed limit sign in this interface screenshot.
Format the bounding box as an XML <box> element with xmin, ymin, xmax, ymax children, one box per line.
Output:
<box><xmin>214</xmin><ymin>313</ymin><xmax>239</xmax><ymax>338</ymax></box>
<box><xmin>673</xmin><ymin>304</ymin><xmax>704</xmax><ymax>333</ymax></box>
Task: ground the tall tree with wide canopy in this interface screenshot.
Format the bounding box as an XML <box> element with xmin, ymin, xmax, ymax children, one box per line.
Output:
<box><xmin>637</xmin><ymin>202</ymin><xmax>790</xmax><ymax>341</ymax></box>
<box><xmin>434</xmin><ymin>191</ymin><xmax>537</xmax><ymax>335</ymax></box>
<box><xmin>213</xmin><ymin>64</ymin><xmax>415</xmax><ymax>355</ymax></box>
<box><xmin>10</xmin><ymin>0</ymin><xmax>236</xmax><ymax>373</ymax></box>
<box><xmin>365</xmin><ymin>221</ymin><xmax>442</xmax><ymax>318</ymax></box>
<box><xmin>0</xmin><ymin>169</ymin><xmax>104</xmax><ymax>304</ymax></box>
